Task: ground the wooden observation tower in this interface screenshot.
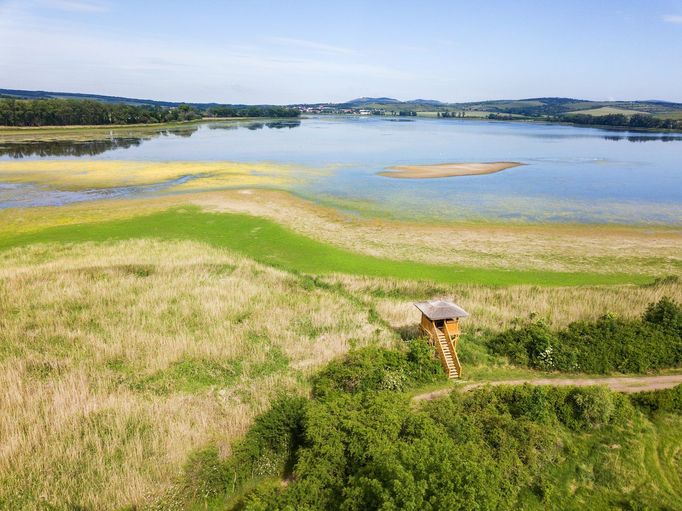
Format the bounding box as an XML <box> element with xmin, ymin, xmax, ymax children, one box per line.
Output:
<box><xmin>415</xmin><ymin>300</ymin><xmax>468</xmax><ymax>379</ymax></box>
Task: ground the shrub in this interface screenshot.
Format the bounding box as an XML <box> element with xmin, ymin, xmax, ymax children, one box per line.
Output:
<box><xmin>242</xmin><ymin>391</ymin><xmax>504</xmax><ymax>511</ymax></box>
<box><xmin>487</xmin><ymin>299</ymin><xmax>682</xmax><ymax>374</ymax></box>
<box><xmin>630</xmin><ymin>384</ymin><xmax>682</xmax><ymax>415</ymax></box>
<box><xmin>487</xmin><ymin>321</ymin><xmax>559</xmax><ymax>369</ymax></box>
<box><xmin>246</xmin><ymin>384</ymin><xmax>632</xmax><ymax>510</ymax></box>
<box><xmin>643</xmin><ymin>296</ymin><xmax>682</xmax><ymax>336</ymax></box>
<box><xmin>311</xmin><ymin>341</ymin><xmax>445</xmax><ymax>399</ymax></box>
<box><xmin>234</xmin><ymin>394</ymin><xmax>307</xmax><ymax>478</ymax></box>
<box><xmin>180</xmin><ymin>446</ymin><xmax>231</xmax><ymax>503</ymax></box>
<box><xmin>437</xmin><ymin>384</ymin><xmax>630</xmax><ymax>431</ymax></box>
<box><xmin>177</xmin><ymin>394</ymin><xmax>307</xmax><ymax>505</ymax></box>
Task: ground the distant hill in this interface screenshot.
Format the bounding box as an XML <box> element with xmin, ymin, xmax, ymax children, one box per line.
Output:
<box><xmin>0</xmin><ymin>88</ymin><xmax>251</xmax><ymax>109</ymax></box>
<box><xmin>408</xmin><ymin>99</ymin><xmax>444</xmax><ymax>106</ymax></box>
<box><xmin>3</xmin><ymin>89</ymin><xmax>682</xmax><ymax>120</ymax></box>
<box><xmin>330</xmin><ymin>96</ymin><xmax>682</xmax><ymax>118</ymax></box>
<box><xmin>0</xmin><ymin>88</ymin><xmax>181</xmax><ymax>107</ymax></box>
<box><xmin>341</xmin><ymin>97</ymin><xmax>402</xmax><ymax>106</ymax></box>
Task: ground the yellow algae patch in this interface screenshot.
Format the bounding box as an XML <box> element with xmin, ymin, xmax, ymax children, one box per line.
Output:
<box><xmin>0</xmin><ymin>195</ymin><xmax>179</xmax><ymax>237</ymax></box>
<box><xmin>0</xmin><ymin>160</ymin><xmax>309</xmax><ymax>190</ymax></box>
<box><xmin>379</xmin><ymin>161</ymin><xmax>523</xmax><ymax>179</ymax></box>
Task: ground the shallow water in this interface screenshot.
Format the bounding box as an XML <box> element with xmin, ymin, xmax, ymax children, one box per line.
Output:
<box><xmin>0</xmin><ymin>175</ymin><xmax>201</xmax><ymax>209</ymax></box>
<box><xmin>1</xmin><ymin>116</ymin><xmax>681</xmax><ymax>224</ymax></box>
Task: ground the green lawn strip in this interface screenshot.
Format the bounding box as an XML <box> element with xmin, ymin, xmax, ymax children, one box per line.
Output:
<box><xmin>0</xmin><ymin>207</ymin><xmax>652</xmax><ymax>286</ymax></box>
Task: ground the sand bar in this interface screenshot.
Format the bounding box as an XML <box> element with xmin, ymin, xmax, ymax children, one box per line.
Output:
<box><xmin>379</xmin><ymin>161</ymin><xmax>524</xmax><ymax>179</ymax></box>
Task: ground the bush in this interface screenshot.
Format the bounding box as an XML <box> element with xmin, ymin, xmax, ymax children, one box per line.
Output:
<box><xmin>487</xmin><ymin>321</ymin><xmax>558</xmax><ymax>369</ymax></box>
<box><xmin>630</xmin><ymin>384</ymin><xmax>682</xmax><ymax>415</ymax></box>
<box><xmin>435</xmin><ymin>384</ymin><xmax>630</xmax><ymax>431</ymax></box>
<box><xmin>180</xmin><ymin>347</ymin><xmax>674</xmax><ymax>510</ymax></box>
<box><xmin>643</xmin><ymin>296</ymin><xmax>682</xmax><ymax>336</ymax></box>
<box><xmin>487</xmin><ymin>299</ymin><xmax>682</xmax><ymax>374</ymax></box>
<box><xmin>234</xmin><ymin>394</ymin><xmax>307</xmax><ymax>478</ymax></box>
<box><xmin>176</xmin><ymin>394</ymin><xmax>307</xmax><ymax>505</ymax></box>
<box><xmin>242</xmin><ymin>391</ymin><xmax>505</xmax><ymax>511</ymax></box>
<box><xmin>235</xmin><ymin>384</ymin><xmax>632</xmax><ymax>510</ymax></box>
<box><xmin>311</xmin><ymin>340</ymin><xmax>445</xmax><ymax>399</ymax></box>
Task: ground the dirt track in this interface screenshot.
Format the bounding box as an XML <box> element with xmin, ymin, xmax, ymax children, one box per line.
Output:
<box><xmin>412</xmin><ymin>374</ymin><xmax>682</xmax><ymax>402</ymax></box>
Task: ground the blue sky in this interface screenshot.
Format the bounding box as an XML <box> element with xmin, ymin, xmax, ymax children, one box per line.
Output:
<box><xmin>1</xmin><ymin>0</ymin><xmax>682</xmax><ymax>103</ymax></box>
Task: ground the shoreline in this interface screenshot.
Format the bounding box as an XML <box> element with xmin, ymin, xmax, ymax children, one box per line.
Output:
<box><xmin>379</xmin><ymin>161</ymin><xmax>524</xmax><ymax>179</ymax></box>
<box><xmin>0</xmin><ymin>116</ymin><xmax>299</xmax><ymax>134</ymax></box>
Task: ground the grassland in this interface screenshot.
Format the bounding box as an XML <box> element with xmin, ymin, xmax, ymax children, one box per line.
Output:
<box><xmin>0</xmin><ymin>121</ymin><xmax>204</xmax><ymax>143</ymax></box>
<box><xmin>2</xmin><ymin>234</ymin><xmax>681</xmax><ymax>509</ymax></box>
<box><xmin>0</xmin><ymin>240</ymin><xmax>395</xmax><ymax>509</ymax></box>
<box><xmin>0</xmin><ymin>205</ymin><xmax>660</xmax><ymax>287</ymax></box>
<box><xmin>655</xmin><ymin>111</ymin><xmax>682</xmax><ymax>120</ymax></box>
<box><xmin>1</xmin><ymin>157</ymin><xmax>681</xmax><ymax>508</ymax></box>
<box><xmin>3</xmin><ymin>188</ymin><xmax>680</xmax><ymax>276</ymax></box>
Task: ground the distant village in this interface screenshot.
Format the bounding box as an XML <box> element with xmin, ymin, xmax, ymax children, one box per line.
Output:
<box><xmin>291</xmin><ymin>103</ymin><xmax>472</xmax><ymax>118</ymax></box>
<box><xmin>292</xmin><ymin>104</ymin><xmax>417</xmax><ymax>116</ymax></box>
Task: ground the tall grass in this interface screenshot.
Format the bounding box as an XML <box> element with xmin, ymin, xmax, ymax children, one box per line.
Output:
<box><xmin>2</xmin><ymin>239</ymin><xmax>680</xmax><ymax>509</ymax></box>
<box><xmin>0</xmin><ymin>192</ymin><xmax>680</xmax><ymax>509</ymax></box>
<box><xmin>0</xmin><ymin>240</ymin><xmax>393</xmax><ymax>509</ymax></box>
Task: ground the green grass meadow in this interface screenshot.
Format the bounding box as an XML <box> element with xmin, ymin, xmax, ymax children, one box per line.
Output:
<box><xmin>0</xmin><ymin>207</ymin><xmax>653</xmax><ymax>287</ymax></box>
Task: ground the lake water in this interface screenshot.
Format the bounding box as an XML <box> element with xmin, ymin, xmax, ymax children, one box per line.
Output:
<box><xmin>2</xmin><ymin>116</ymin><xmax>682</xmax><ymax>224</ymax></box>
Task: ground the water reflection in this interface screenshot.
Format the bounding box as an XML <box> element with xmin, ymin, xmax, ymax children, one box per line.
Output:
<box><xmin>208</xmin><ymin>120</ymin><xmax>301</xmax><ymax>131</ymax></box>
<box><xmin>0</xmin><ymin>138</ymin><xmax>144</xmax><ymax>158</ymax></box>
<box><xmin>602</xmin><ymin>134</ymin><xmax>682</xmax><ymax>142</ymax></box>
<box><xmin>0</xmin><ymin>126</ymin><xmax>199</xmax><ymax>158</ymax></box>
<box><xmin>0</xmin><ymin>120</ymin><xmax>302</xmax><ymax>159</ymax></box>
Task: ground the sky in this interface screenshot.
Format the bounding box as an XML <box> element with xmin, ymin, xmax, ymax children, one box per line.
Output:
<box><xmin>1</xmin><ymin>0</ymin><xmax>682</xmax><ymax>104</ymax></box>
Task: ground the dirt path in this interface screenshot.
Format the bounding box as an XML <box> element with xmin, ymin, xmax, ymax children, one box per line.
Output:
<box><xmin>412</xmin><ymin>374</ymin><xmax>682</xmax><ymax>402</ymax></box>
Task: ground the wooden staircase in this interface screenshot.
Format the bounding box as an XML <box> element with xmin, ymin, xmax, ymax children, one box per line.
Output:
<box><xmin>435</xmin><ymin>327</ymin><xmax>460</xmax><ymax>379</ymax></box>
<box><xmin>415</xmin><ymin>301</ymin><xmax>467</xmax><ymax>379</ymax></box>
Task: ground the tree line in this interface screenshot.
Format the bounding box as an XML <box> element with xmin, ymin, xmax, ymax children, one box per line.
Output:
<box><xmin>0</xmin><ymin>98</ymin><xmax>300</xmax><ymax>127</ymax></box>
<box><xmin>560</xmin><ymin>112</ymin><xmax>682</xmax><ymax>130</ymax></box>
<box><xmin>487</xmin><ymin>110</ymin><xmax>682</xmax><ymax>130</ymax></box>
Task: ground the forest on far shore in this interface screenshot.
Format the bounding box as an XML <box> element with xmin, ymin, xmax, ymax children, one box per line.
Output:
<box><xmin>0</xmin><ymin>98</ymin><xmax>300</xmax><ymax>127</ymax></box>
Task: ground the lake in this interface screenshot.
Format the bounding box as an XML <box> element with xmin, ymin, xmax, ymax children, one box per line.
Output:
<box><xmin>2</xmin><ymin>116</ymin><xmax>682</xmax><ymax>224</ymax></box>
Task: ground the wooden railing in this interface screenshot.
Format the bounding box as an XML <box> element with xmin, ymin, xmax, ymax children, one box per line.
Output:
<box><xmin>420</xmin><ymin>316</ymin><xmax>461</xmax><ymax>378</ymax></box>
<box><xmin>442</xmin><ymin>324</ymin><xmax>462</xmax><ymax>378</ymax></box>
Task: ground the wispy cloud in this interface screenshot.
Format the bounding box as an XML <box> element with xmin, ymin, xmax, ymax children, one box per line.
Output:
<box><xmin>40</xmin><ymin>0</ymin><xmax>110</xmax><ymax>13</ymax></box>
<box><xmin>0</xmin><ymin>15</ymin><xmax>408</xmax><ymax>103</ymax></box>
<box><xmin>662</xmin><ymin>14</ymin><xmax>682</xmax><ymax>24</ymax></box>
<box><xmin>265</xmin><ymin>36</ymin><xmax>358</xmax><ymax>55</ymax></box>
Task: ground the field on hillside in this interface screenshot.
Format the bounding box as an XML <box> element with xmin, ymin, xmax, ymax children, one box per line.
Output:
<box><xmin>565</xmin><ymin>106</ymin><xmax>648</xmax><ymax>116</ymax></box>
<box><xmin>655</xmin><ymin>111</ymin><xmax>682</xmax><ymax>120</ymax></box>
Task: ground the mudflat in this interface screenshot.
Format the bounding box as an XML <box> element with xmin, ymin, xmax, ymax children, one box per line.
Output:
<box><xmin>380</xmin><ymin>161</ymin><xmax>524</xmax><ymax>178</ymax></box>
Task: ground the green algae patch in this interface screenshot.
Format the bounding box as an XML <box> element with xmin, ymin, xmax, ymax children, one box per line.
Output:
<box><xmin>0</xmin><ymin>207</ymin><xmax>652</xmax><ymax>287</ymax></box>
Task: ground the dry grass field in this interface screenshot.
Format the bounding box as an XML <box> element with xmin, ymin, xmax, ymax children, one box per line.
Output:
<box><xmin>0</xmin><ymin>240</ymin><xmax>394</xmax><ymax>508</ymax></box>
<box><xmin>1</xmin><ymin>187</ymin><xmax>681</xmax><ymax>509</ymax></box>
<box><xmin>1</xmin><ymin>234</ymin><xmax>681</xmax><ymax>508</ymax></box>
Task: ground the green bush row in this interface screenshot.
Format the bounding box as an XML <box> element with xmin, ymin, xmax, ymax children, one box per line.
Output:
<box><xmin>630</xmin><ymin>384</ymin><xmax>682</xmax><ymax>415</ymax></box>
<box><xmin>311</xmin><ymin>340</ymin><xmax>446</xmax><ymax>398</ymax></box>
<box><xmin>487</xmin><ymin>298</ymin><xmax>682</xmax><ymax>373</ymax></box>
<box><xmin>232</xmin><ymin>384</ymin><xmax>631</xmax><ymax>511</ymax></box>
<box><xmin>175</xmin><ymin>339</ymin><xmax>656</xmax><ymax>510</ymax></box>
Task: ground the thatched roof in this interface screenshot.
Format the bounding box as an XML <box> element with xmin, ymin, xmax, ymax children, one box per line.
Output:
<box><xmin>414</xmin><ymin>300</ymin><xmax>469</xmax><ymax>320</ymax></box>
